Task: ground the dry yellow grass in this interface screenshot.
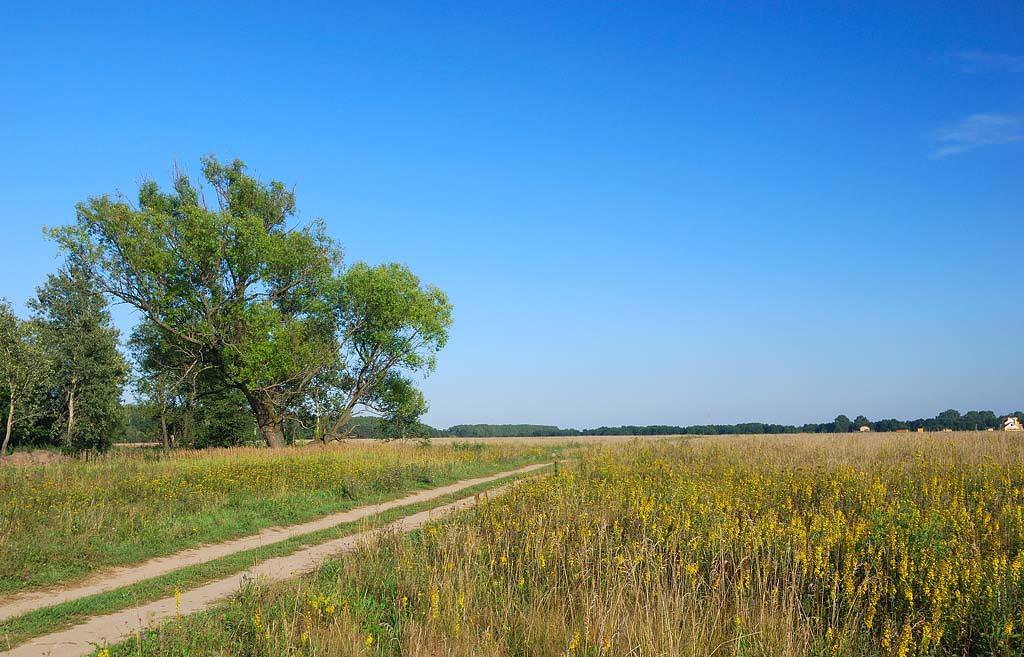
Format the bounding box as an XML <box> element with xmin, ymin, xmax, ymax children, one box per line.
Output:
<box><xmin>105</xmin><ymin>432</ymin><xmax>1024</xmax><ymax>656</ymax></box>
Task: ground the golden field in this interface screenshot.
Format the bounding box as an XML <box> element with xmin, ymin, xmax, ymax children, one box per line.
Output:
<box><xmin>105</xmin><ymin>432</ymin><xmax>1024</xmax><ymax>656</ymax></box>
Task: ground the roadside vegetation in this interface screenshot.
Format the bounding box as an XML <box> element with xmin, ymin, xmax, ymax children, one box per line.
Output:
<box><xmin>106</xmin><ymin>432</ymin><xmax>1024</xmax><ymax>657</ymax></box>
<box><xmin>0</xmin><ymin>462</ymin><xmax>553</xmax><ymax>649</ymax></box>
<box><xmin>0</xmin><ymin>441</ymin><xmax>560</xmax><ymax>595</ymax></box>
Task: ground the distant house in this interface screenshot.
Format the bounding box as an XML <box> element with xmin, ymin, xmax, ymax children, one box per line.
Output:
<box><xmin>916</xmin><ymin>427</ymin><xmax>925</xmax><ymax>433</ymax></box>
<box><xmin>1004</xmin><ymin>417</ymin><xmax>1024</xmax><ymax>432</ymax></box>
<box><xmin>858</xmin><ymin>425</ymin><xmax>871</xmax><ymax>432</ymax></box>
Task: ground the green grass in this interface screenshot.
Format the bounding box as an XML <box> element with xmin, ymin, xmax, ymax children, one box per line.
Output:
<box><xmin>0</xmin><ymin>441</ymin><xmax>568</xmax><ymax>595</ymax></box>
<box><xmin>0</xmin><ymin>465</ymin><xmax>554</xmax><ymax>650</ymax></box>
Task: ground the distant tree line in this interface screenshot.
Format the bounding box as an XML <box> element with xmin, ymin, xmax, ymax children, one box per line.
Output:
<box><xmin>347</xmin><ymin>409</ymin><xmax>1022</xmax><ymax>439</ymax></box>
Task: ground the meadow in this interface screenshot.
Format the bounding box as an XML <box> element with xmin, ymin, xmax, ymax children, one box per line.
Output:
<box><xmin>105</xmin><ymin>432</ymin><xmax>1024</xmax><ymax>657</ymax></box>
<box><xmin>0</xmin><ymin>441</ymin><xmax>561</xmax><ymax>595</ymax></box>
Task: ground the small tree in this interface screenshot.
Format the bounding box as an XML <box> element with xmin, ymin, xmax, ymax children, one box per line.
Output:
<box><xmin>30</xmin><ymin>268</ymin><xmax>127</xmax><ymax>452</ymax></box>
<box><xmin>834</xmin><ymin>414</ymin><xmax>851</xmax><ymax>433</ymax></box>
<box><xmin>373</xmin><ymin>374</ymin><xmax>431</xmax><ymax>443</ymax></box>
<box><xmin>0</xmin><ymin>302</ymin><xmax>51</xmax><ymax>454</ymax></box>
<box><xmin>322</xmin><ymin>262</ymin><xmax>451</xmax><ymax>439</ymax></box>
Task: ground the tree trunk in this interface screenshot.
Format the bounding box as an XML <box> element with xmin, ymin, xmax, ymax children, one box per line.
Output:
<box><xmin>65</xmin><ymin>377</ymin><xmax>77</xmax><ymax>449</ymax></box>
<box><xmin>182</xmin><ymin>384</ymin><xmax>196</xmax><ymax>446</ymax></box>
<box><xmin>259</xmin><ymin>421</ymin><xmax>286</xmax><ymax>448</ymax></box>
<box><xmin>240</xmin><ymin>389</ymin><xmax>287</xmax><ymax>448</ymax></box>
<box><xmin>328</xmin><ymin>407</ymin><xmax>354</xmax><ymax>440</ymax></box>
<box><xmin>154</xmin><ymin>380</ymin><xmax>168</xmax><ymax>448</ymax></box>
<box><xmin>2</xmin><ymin>395</ymin><xmax>14</xmax><ymax>455</ymax></box>
<box><xmin>313</xmin><ymin>398</ymin><xmax>325</xmax><ymax>444</ymax></box>
<box><xmin>157</xmin><ymin>401</ymin><xmax>167</xmax><ymax>448</ymax></box>
<box><xmin>182</xmin><ymin>409</ymin><xmax>192</xmax><ymax>446</ymax></box>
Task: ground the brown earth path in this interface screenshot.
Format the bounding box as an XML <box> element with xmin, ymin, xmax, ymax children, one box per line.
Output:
<box><xmin>0</xmin><ymin>462</ymin><xmax>550</xmax><ymax>625</ymax></box>
<box><xmin>0</xmin><ymin>475</ymin><xmax>533</xmax><ymax>657</ymax></box>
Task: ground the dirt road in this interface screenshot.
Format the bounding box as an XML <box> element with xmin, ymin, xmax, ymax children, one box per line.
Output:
<box><xmin>0</xmin><ymin>473</ymin><xmax>536</xmax><ymax>657</ymax></box>
<box><xmin>0</xmin><ymin>462</ymin><xmax>550</xmax><ymax>624</ymax></box>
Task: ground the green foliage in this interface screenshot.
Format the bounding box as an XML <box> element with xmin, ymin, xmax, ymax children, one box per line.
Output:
<box><xmin>129</xmin><ymin>320</ymin><xmax>254</xmax><ymax>448</ymax></box>
<box><xmin>28</xmin><ymin>268</ymin><xmax>127</xmax><ymax>452</ymax></box>
<box><xmin>373</xmin><ymin>375</ymin><xmax>431</xmax><ymax>443</ymax></box>
<box><xmin>120</xmin><ymin>402</ymin><xmax>157</xmax><ymax>443</ymax></box>
<box><xmin>52</xmin><ymin>157</ymin><xmax>338</xmax><ymax>446</ymax></box>
<box><xmin>0</xmin><ymin>301</ymin><xmax>51</xmax><ymax>453</ymax></box>
<box><xmin>190</xmin><ymin>387</ymin><xmax>255</xmax><ymax>448</ymax></box>
<box><xmin>52</xmin><ymin>156</ymin><xmax>451</xmax><ymax>446</ymax></box>
<box><xmin>336</xmin><ymin>262</ymin><xmax>451</xmax><ymax>374</ymax></box>
<box><xmin>343</xmin><ymin>416</ymin><xmax>447</xmax><ymax>440</ymax></box>
<box><xmin>318</xmin><ymin>262</ymin><xmax>452</xmax><ymax>440</ymax></box>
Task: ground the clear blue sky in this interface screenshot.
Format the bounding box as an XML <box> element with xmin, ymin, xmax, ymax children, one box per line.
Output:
<box><xmin>1</xmin><ymin>3</ymin><xmax>1021</xmax><ymax>428</ymax></box>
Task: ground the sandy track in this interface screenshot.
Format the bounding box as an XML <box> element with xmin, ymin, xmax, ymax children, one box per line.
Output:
<box><xmin>0</xmin><ymin>475</ymin><xmax>535</xmax><ymax>657</ymax></box>
<box><xmin>0</xmin><ymin>462</ymin><xmax>550</xmax><ymax>625</ymax></box>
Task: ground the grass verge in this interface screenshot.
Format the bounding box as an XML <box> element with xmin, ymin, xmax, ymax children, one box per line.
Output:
<box><xmin>0</xmin><ymin>464</ymin><xmax>554</xmax><ymax>650</ymax></box>
<box><xmin>0</xmin><ymin>442</ymin><xmax>570</xmax><ymax>595</ymax></box>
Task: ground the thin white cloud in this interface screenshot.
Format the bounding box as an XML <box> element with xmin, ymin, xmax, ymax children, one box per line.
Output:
<box><xmin>931</xmin><ymin>113</ymin><xmax>1024</xmax><ymax>158</ymax></box>
<box><xmin>950</xmin><ymin>50</ymin><xmax>1024</xmax><ymax>74</ymax></box>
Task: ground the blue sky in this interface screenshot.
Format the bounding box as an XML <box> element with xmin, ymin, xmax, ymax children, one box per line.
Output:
<box><xmin>1</xmin><ymin>3</ymin><xmax>1021</xmax><ymax>428</ymax></box>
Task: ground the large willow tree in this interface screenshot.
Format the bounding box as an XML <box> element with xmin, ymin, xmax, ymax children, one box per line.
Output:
<box><xmin>53</xmin><ymin>157</ymin><xmax>451</xmax><ymax>447</ymax></box>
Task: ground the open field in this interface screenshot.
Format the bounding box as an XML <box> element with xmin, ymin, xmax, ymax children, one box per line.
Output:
<box><xmin>0</xmin><ymin>441</ymin><xmax>566</xmax><ymax>596</ymax></box>
<box><xmin>94</xmin><ymin>431</ymin><xmax>1024</xmax><ymax>657</ymax></box>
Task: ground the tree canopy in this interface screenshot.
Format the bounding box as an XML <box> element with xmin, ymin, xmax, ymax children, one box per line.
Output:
<box><xmin>29</xmin><ymin>267</ymin><xmax>127</xmax><ymax>451</ymax></box>
<box><xmin>0</xmin><ymin>268</ymin><xmax>126</xmax><ymax>454</ymax></box>
<box><xmin>52</xmin><ymin>157</ymin><xmax>451</xmax><ymax>446</ymax></box>
<box><xmin>0</xmin><ymin>301</ymin><xmax>50</xmax><ymax>453</ymax></box>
